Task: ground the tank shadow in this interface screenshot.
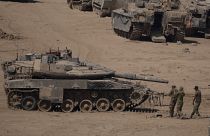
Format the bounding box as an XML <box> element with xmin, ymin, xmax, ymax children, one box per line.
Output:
<box><xmin>182</xmin><ymin>39</ymin><xmax>199</xmax><ymax>44</ymax></box>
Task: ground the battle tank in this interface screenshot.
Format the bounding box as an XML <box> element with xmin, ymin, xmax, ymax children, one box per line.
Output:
<box><xmin>1</xmin><ymin>48</ymin><xmax>168</xmax><ymax>112</ymax></box>
<box><xmin>111</xmin><ymin>0</ymin><xmax>187</xmax><ymax>42</ymax></box>
<box><xmin>67</xmin><ymin>0</ymin><xmax>92</xmax><ymax>11</ymax></box>
<box><xmin>185</xmin><ymin>0</ymin><xmax>210</xmax><ymax>38</ymax></box>
<box><xmin>92</xmin><ymin>0</ymin><xmax>127</xmax><ymax>17</ymax></box>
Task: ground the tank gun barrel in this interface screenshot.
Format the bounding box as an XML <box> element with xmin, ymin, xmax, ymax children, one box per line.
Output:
<box><xmin>114</xmin><ymin>73</ymin><xmax>168</xmax><ymax>84</ymax></box>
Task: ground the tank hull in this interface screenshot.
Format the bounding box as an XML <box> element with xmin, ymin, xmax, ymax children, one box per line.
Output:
<box><xmin>5</xmin><ymin>79</ymin><xmax>150</xmax><ymax>112</ymax></box>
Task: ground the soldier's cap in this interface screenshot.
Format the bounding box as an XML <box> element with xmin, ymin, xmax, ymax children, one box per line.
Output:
<box><xmin>194</xmin><ymin>86</ymin><xmax>198</xmax><ymax>89</ymax></box>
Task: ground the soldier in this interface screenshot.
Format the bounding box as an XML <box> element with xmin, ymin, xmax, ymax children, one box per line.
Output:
<box><xmin>190</xmin><ymin>86</ymin><xmax>202</xmax><ymax>118</ymax></box>
<box><xmin>176</xmin><ymin>86</ymin><xmax>185</xmax><ymax>118</ymax></box>
<box><xmin>168</xmin><ymin>85</ymin><xmax>178</xmax><ymax>117</ymax></box>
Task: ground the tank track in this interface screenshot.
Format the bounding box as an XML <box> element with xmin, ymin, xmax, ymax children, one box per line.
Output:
<box><xmin>114</xmin><ymin>24</ymin><xmax>142</xmax><ymax>40</ymax></box>
<box><xmin>68</xmin><ymin>0</ymin><xmax>92</xmax><ymax>11</ymax></box>
<box><xmin>7</xmin><ymin>90</ymin><xmax>158</xmax><ymax>113</ymax></box>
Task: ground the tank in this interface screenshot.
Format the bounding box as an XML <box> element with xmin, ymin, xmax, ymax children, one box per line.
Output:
<box><xmin>67</xmin><ymin>0</ymin><xmax>92</xmax><ymax>11</ymax></box>
<box><xmin>92</xmin><ymin>0</ymin><xmax>127</xmax><ymax>17</ymax></box>
<box><xmin>1</xmin><ymin>48</ymin><xmax>168</xmax><ymax>112</ymax></box>
<box><xmin>111</xmin><ymin>0</ymin><xmax>187</xmax><ymax>42</ymax></box>
<box><xmin>185</xmin><ymin>0</ymin><xmax>210</xmax><ymax>38</ymax></box>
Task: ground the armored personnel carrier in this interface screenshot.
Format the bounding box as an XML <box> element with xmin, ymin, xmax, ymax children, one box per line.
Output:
<box><xmin>185</xmin><ymin>0</ymin><xmax>210</xmax><ymax>38</ymax></box>
<box><xmin>1</xmin><ymin>48</ymin><xmax>168</xmax><ymax>112</ymax></box>
<box><xmin>67</xmin><ymin>0</ymin><xmax>92</xmax><ymax>11</ymax></box>
<box><xmin>112</xmin><ymin>0</ymin><xmax>187</xmax><ymax>42</ymax></box>
<box><xmin>92</xmin><ymin>0</ymin><xmax>126</xmax><ymax>17</ymax></box>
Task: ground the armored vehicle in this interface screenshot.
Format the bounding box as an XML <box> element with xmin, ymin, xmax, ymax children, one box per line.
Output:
<box><xmin>92</xmin><ymin>0</ymin><xmax>126</xmax><ymax>17</ymax></box>
<box><xmin>112</xmin><ymin>0</ymin><xmax>187</xmax><ymax>42</ymax></box>
<box><xmin>185</xmin><ymin>0</ymin><xmax>210</xmax><ymax>38</ymax></box>
<box><xmin>67</xmin><ymin>0</ymin><xmax>92</xmax><ymax>11</ymax></box>
<box><xmin>1</xmin><ymin>48</ymin><xmax>168</xmax><ymax>112</ymax></box>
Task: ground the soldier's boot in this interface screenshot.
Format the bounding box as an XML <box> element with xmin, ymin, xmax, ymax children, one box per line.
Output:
<box><xmin>190</xmin><ymin>114</ymin><xmax>193</xmax><ymax>118</ymax></box>
<box><xmin>197</xmin><ymin>111</ymin><xmax>201</xmax><ymax>117</ymax></box>
<box><xmin>190</xmin><ymin>112</ymin><xmax>194</xmax><ymax>118</ymax></box>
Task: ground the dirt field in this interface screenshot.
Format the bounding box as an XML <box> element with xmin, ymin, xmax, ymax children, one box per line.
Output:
<box><xmin>0</xmin><ymin>0</ymin><xmax>210</xmax><ymax>136</ymax></box>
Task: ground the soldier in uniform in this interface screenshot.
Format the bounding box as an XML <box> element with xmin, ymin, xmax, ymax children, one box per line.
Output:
<box><xmin>176</xmin><ymin>86</ymin><xmax>185</xmax><ymax>118</ymax></box>
<box><xmin>168</xmin><ymin>85</ymin><xmax>178</xmax><ymax>117</ymax></box>
<box><xmin>190</xmin><ymin>86</ymin><xmax>202</xmax><ymax>118</ymax></box>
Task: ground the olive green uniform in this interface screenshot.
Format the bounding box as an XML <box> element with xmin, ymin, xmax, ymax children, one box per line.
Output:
<box><xmin>190</xmin><ymin>89</ymin><xmax>201</xmax><ymax>118</ymax></box>
<box><xmin>176</xmin><ymin>89</ymin><xmax>185</xmax><ymax>117</ymax></box>
<box><xmin>169</xmin><ymin>88</ymin><xmax>178</xmax><ymax>117</ymax></box>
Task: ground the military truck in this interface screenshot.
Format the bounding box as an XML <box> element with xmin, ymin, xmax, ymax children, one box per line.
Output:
<box><xmin>67</xmin><ymin>0</ymin><xmax>92</xmax><ymax>11</ymax></box>
<box><xmin>1</xmin><ymin>48</ymin><xmax>168</xmax><ymax>112</ymax></box>
<box><xmin>92</xmin><ymin>0</ymin><xmax>127</xmax><ymax>17</ymax></box>
<box><xmin>111</xmin><ymin>0</ymin><xmax>187</xmax><ymax>42</ymax></box>
<box><xmin>185</xmin><ymin>0</ymin><xmax>210</xmax><ymax>38</ymax></box>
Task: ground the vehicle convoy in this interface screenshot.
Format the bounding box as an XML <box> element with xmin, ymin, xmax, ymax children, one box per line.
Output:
<box><xmin>92</xmin><ymin>0</ymin><xmax>126</xmax><ymax>17</ymax></box>
<box><xmin>111</xmin><ymin>0</ymin><xmax>187</xmax><ymax>42</ymax></box>
<box><xmin>185</xmin><ymin>0</ymin><xmax>210</xmax><ymax>38</ymax></box>
<box><xmin>1</xmin><ymin>48</ymin><xmax>168</xmax><ymax>112</ymax></box>
<box><xmin>67</xmin><ymin>0</ymin><xmax>92</xmax><ymax>11</ymax></box>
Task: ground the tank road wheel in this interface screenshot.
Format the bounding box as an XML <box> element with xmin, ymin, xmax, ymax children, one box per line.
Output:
<box><xmin>112</xmin><ymin>99</ymin><xmax>126</xmax><ymax>112</ymax></box>
<box><xmin>7</xmin><ymin>91</ymin><xmax>22</xmax><ymax>109</ymax></box>
<box><xmin>130</xmin><ymin>90</ymin><xmax>143</xmax><ymax>104</ymax></box>
<box><xmin>96</xmin><ymin>98</ymin><xmax>110</xmax><ymax>112</ymax></box>
<box><xmin>38</xmin><ymin>100</ymin><xmax>51</xmax><ymax>112</ymax></box>
<box><xmin>79</xmin><ymin>100</ymin><xmax>93</xmax><ymax>113</ymax></box>
<box><xmin>61</xmin><ymin>99</ymin><xmax>74</xmax><ymax>112</ymax></box>
<box><xmin>21</xmin><ymin>96</ymin><xmax>36</xmax><ymax>111</ymax></box>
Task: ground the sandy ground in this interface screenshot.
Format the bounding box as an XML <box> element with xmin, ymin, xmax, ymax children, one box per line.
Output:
<box><xmin>0</xmin><ymin>0</ymin><xmax>210</xmax><ymax>136</ymax></box>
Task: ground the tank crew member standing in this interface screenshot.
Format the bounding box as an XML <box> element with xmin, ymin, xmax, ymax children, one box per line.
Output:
<box><xmin>168</xmin><ymin>85</ymin><xmax>178</xmax><ymax>117</ymax></box>
<box><xmin>176</xmin><ymin>86</ymin><xmax>185</xmax><ymax>118</ymax></box>
<box><xmin>190</xmin><ymin>86</ymin><xmax>202</xmax><ymax>118</ymax></box>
